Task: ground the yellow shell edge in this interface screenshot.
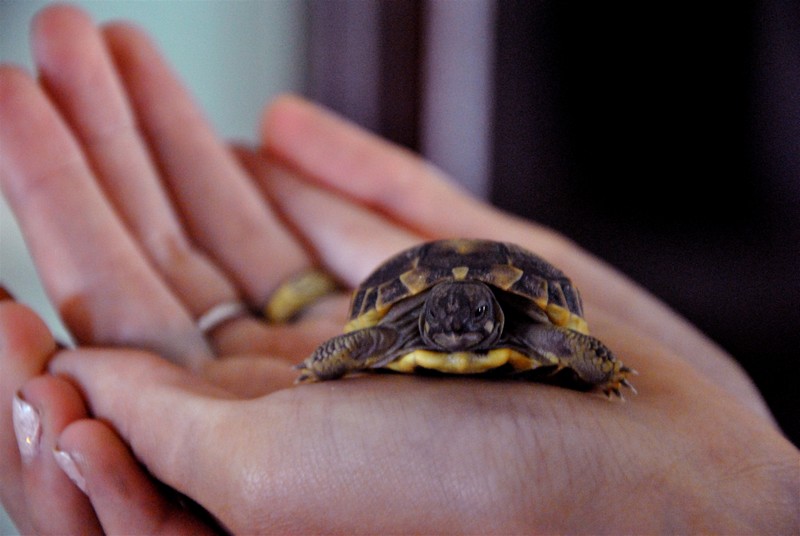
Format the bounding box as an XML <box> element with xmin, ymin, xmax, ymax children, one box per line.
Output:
<box><xmin>384</xmin><ymin>348</ymin><xmax>540</xmax><ymax>375</ymax></box>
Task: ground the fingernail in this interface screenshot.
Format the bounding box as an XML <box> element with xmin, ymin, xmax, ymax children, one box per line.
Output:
<box><xmin>53</xmin><ymin>448</ymin><xmax>88</xmax><ymax>495</ymax></box>
<box><xmin>12</xmin><ymin>392</ymin><xmax>41</xmax><ymax>463</ymax></box>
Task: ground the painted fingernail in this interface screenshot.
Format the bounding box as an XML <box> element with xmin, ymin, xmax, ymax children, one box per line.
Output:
<box><xmin>53</xmin><ymin>448</ymin><xmax>88</xmax><ymax>495</ymax></box>
<box><xmin>12</xmin><ymin>392</ymin><xmax>41</xmax><ymax>463</ymax></box>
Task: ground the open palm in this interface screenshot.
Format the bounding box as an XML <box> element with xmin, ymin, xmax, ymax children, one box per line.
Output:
<box><xmin>1</xmin><ymin>6</ymin><xmax>797</xmax><ymax>534</ymax></box>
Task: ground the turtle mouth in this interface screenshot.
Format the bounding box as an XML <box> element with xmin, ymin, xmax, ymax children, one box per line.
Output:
<box><xmin>431</xmin><ymin>332</ymin><xmax>486</xmax><ymax>351</ymax></box>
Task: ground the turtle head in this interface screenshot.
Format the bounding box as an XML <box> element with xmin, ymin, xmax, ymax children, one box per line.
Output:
<box><xmin>420</xmin><ymin>281</ymin><xmax>504</xmax><ymax>351</ymax></box>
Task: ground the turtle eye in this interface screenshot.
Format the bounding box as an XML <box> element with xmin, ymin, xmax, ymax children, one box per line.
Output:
<box><xmin>474</xmin><ymin>304</ymin><xmax>487</xmax><ymax>318</ymax></box>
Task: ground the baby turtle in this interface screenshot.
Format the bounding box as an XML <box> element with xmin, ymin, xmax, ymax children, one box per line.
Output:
<box><xmin>296</xmin><ymin>239</ymin><xmax>635</xmax><ymax>397</ymax></box>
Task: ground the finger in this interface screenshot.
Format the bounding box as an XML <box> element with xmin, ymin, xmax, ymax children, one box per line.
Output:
<box><xmin>102</xmin><ymin>21</ymin><xmax>312</xmax><ymax>306</ymax></box>
<box><xmin>235</xmin><ymin>147</ymin><xmax>421</xmax><ymax>287</ymax></box>
<box><xmin>32</xmin><ymin>5</ymin><xmax>240</xmax><ymax>321</ymax></box>
<box><xmin>57</xmin><ymin>419</ymin><xmax>221</xmax><ymax>535</ymax></box>
<box><xmin>14</xmin><ymin>375</ymin><xmax>102</xmax><ymax>534</ymax></box>
<box><xmin>262</xmin><ymin>95</ymin><xmax>556</xmax><ymax>246</ymax></box>
<box><xmin>0</xmin><ymin>299</ymin><xmax>59</xmax><ymax>533</ymax></box>
<box><xmin>0</xmin><ymin>66</ymin><xmax>209</xmax><ymax>363</ymax></box>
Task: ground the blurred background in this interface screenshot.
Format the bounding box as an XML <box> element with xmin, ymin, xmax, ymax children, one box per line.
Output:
<box><xmin>1</xmin><ymin>1</ymin><xmax>798</xmax><ymax>532</ymax></box>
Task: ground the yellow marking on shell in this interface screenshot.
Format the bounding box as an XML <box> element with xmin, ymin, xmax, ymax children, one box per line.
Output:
<box><xmin>346</xmin><ymin>268</ymin><xmax>432</xmax><ymax>333</ymax></box>
<box><xmin>488</xmin><ymin>264</ymin><xmax>524</xmax><ymax>290</ymax></box>
<box><xmin>384</xmin><ymin>348</ymin><xmax>558</xmax><ymax>374</ymax></box>
<box><xmin>546</xmin><ymin>303</ymin><xmax>570</xmax><ymax>327</ymax></box>
<box><xmin>344</xmin><ymin>308</ymin><xmax>383</xmax><ymax>332</ymax></box>
<box><xmin>384</xmin><ymin>352</ymin><xmax>422</xmax><ymax>373</ymax></box>
<box><xmin>533</xmin><ymin>296</ymin><xmax>549</xmax><ymax>310</ymax></box>
<box><xmin>494</xmin><ymin>348</ymin><xmax>547</xmax><ymax>371</ymax></box>
<box><xmin>385</xmin><ymin>350</ymin><xmax>505</xmax><ymax>374</ymax></box>
<box><xmin>546</xmin><ymin>303</ymin><xmax>589</xmax><ymax>334</ymax></box>
<box><xmin>399</xmin><ymin>268</ymin><xmax>430</xmax><ymax>294</ymax></box>
<box><xmin>565</xmin><ymin>315</ymin><xmax>589</xmax><ymax>335</ymax></box>
<box><xmin>384</xmin><ymin>348</ymin><xmax>543</xmax><ymax>375</ymax></box>
<box><xmin>449</xmin><ymin>239</ymin><xmax>479</xmax><ymax>254</ymax></box>
<box><xmin>451</xmin><ymin>266</ymin><xmax>469</xmax><ymax>280</ymax></box>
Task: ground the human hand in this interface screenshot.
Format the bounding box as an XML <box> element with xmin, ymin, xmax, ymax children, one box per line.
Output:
<box><xmin>5</xmin><ymin>289</ymin><xmax>798</xmax><ymax>534</ymax></box>
<box><xmin>0</xmin><ymin>4</ymin><xmax>344</xmax><ymax>532</ymax></box>
<box><xmin>2</xmin><ymin>5</ymin><xmax>798</xmax><ymax>534</ymax></box>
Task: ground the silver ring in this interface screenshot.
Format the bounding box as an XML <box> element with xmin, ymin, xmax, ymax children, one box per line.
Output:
<box><xmin>197</xmin><ymin>301</ymin><xmax>248</xmax><ymax>334</ymax></box>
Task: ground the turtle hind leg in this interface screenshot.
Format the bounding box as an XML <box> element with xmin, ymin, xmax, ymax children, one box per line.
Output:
<box><xmin>513</xmin><ymin>324</ymin><xmax>637</xmax><ymax>398</ymax></box>
<box><xmin>295</xmin><ymin>326</ymin><xmax>400</xmax><ymax>383</ymax></box>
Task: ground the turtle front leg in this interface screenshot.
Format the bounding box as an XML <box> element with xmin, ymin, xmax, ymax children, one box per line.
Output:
<box><xmin>514</xmin><ymin>324</ymin><xmax>636</xmax><ymax>398</ymax></box>
<box><xmin>295</xmin><ymin>327</ymin><xmax>400</xmax><ymax>383</ymax></box>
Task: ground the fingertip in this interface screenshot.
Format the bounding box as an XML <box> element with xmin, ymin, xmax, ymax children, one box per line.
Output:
<box><xmin>30</xmin><ymin>3</ymin><xmax>96</xmax><ymax>69</ymax></box>
<box><xmin>260</xmin><ymin>94</ymin><xmax>347</xmax><ymax>166</ymax></box>
<box><xmin>101</xmin><ymin>16</ymin><xmax>148</xmax><ymax>37</ymax></box>
<box><xmin>12</xmin><ymin>375</ymin><xmax>101</xmax><ymax>534</ymax></box>
<box><xmin>100</xmin><ymin>18</ymin><xmax>155</xmax><ymax>59</ymax></box>
<box><xmin>260</xmin><ymin>93</ymin><xmax>312</xmax><ymax>139</ymax></box>
<box><xmin>17</xmin><ymin>374</ymin><xmax>89</xmax><ymax>438</ymax></box>
<box><xmin>56</xmin><ymin>418</ymin><xmax>129</xmax><ymax>497</ymax></box>
<box><xmin>271</xmin><ymin>92</ymin><xmax>311</xmax><ymax>110</ymax></box>
<box><xmin>12</xmin><ymin>375</ymin><xmax>86</xmax><ymax>472</ymax></box>
<box><xmin>52</xmin><ymin>445</ymin><xmax>87</xmax><ymax>494</ymax></box>
<box><xmin>31</xmin><ymin>3</ymin><xmax>91</xmax><ymax>34</ymax></box>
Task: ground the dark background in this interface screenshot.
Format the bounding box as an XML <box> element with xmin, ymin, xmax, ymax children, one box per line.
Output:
<box><xmin>490</xmin><ymin>2</ymin><xmax>799</xmax><ymax>445</ymax></box>
<box><xmin>309</xmin><ymin>1</ymin><xmax>799</xmax><ymax>445</ymax></box>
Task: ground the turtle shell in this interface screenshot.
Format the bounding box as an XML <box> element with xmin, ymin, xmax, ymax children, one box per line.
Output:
<box><xmin>345</xmin><ymin>239</ymin><xmax>589</xmax><ymax>335</ymax></box>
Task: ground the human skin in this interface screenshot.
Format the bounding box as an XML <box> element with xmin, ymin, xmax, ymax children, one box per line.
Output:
<box><xmin>0</xmin><ymin>5</ymin><xmax>798</xmax><ymax>534</ymax></box>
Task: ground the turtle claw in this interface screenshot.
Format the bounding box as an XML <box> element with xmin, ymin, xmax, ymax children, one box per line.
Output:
<box><xmin>602</xmin><ymin>386</ymin><xmax>624</xmax><ymax>400</ymax></box>
<box><xmin>293</xmin><ymin>362</ymin><xmax>315</xmax><ymax>384</ymax></box>
<box><xmin>600</xmin><ymin>368</ymin><xmax>638</xmax><ymax>400</ymax></box>
<box><xmin>620</xmin><ymin>378</ymin><xmax>638</xmax><ymax>395</ymax></box>
<box><xmin>294</xmin><ymin>374</ymin><xmax>310</xmax><ymax>384</ymax></box>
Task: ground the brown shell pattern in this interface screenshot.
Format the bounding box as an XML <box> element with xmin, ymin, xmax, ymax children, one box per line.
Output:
<box><xmin>346</xmin><ymin>239</ymin><xmax>587</xmax><ymax>333</ymax></box>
